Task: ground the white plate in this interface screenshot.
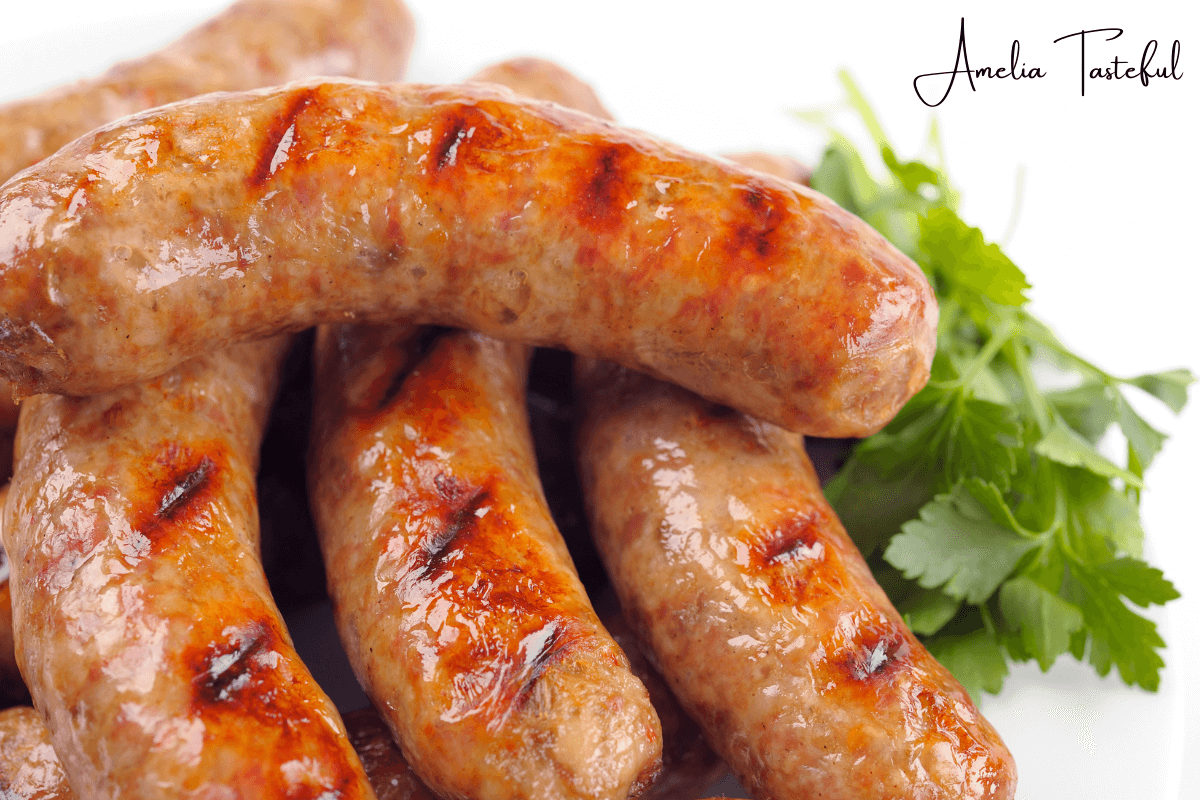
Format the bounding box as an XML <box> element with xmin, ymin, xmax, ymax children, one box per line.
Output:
<box><xmin>3</xmin><ymin>2</ymin><xmax>1196</xmax><ymax>798</ymax></box>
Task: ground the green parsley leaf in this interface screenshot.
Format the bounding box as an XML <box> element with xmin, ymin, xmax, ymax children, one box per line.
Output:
<box><xmin>1071</xmin><ymin>565</ymin><xmax>1168</xmax><ymax>691</ymax></box>
<box><xmin>881</xmin><ymin>144</ymin><xmax>940</xmax><ymax>193</ymax></box>
<box><xmin>1115</xmin><ymin>394</ymin><xmax>1168</xmax><ymax>471</ymax></box>
<box><xmin>920</xmin><ymin>207</ymin><xmax>1030</xmax><ymax>307</ymax></box>
<box><xmin>898</xmin><ymin>586</ymin><xmax>962</xmax><ymax>636</ymax></box>
<box><xmin>998</xmin><ymin>576</ymin><xmax>1084</xmax><ymax>671</ymax></box>
<box><xmin>1046</xmin><ymin>383</ymin><xmax>1117</xmax><ymax>444</ymax></box>
<box><xmin>926</xmin><ymin>627</ymin><xmax>1010</xmax><ymax>703</ymax></box>
<box><xmin>886</xmin><ymin>479</ymin><xmax>1037</xmax><ymax>604</ymax></box>
<box><xmin>1093</xmin><ymin>558</ymin><xmax>1181</xmax><ymax>608</ymax></box>
<box><xmin>1060</xmin><ymin>468</ymin><xmax>1145</xmax><ymax>558</ymax></box>
<box><xmin>1033</xmin><ymin>416</ymin><xmax>1143</xmax><ymax>487</ymax></box>
<box><xmin>941</xmin><ymin>396</ymin><xmax>1023</xmax><ymax>491</ymax></box>
<box><xmin>805</xmin><ymin>73</ymin><xmax>1189</xmax><ymax>696</ymax></box>
<box><xmin>1127</xmin><ymin>368</ymin><xmax>1196</xmax><ymax>414</ymax></box>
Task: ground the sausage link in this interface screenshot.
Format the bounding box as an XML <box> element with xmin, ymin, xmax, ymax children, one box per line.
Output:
<box><xmin>306</xmin><ymin>60</ymin><xmax>666</xmax><ymax>800</ymax></box>
<box><xmin>337</xmin><ymin>598</ymin><xmax>727</xmax><ymax>800</ymax></box>
<box><xmin>593</xmin><ymin>598</ymin><xmax>726</xmax><ymax>800</ymax></box>
<box><xmin>0</xmin><ymin>706</ymin><xmax>74</xmax><ymax>799</ymax></box>
<box><xmin>469</xmin><ymin>58</ymin><xmax>611</xmax><ymax>119</ymax></box>
<box><xmin>342</xmin><ymin>708</ymin><xmax>438</xmax><ymax>800</ymax></box>
<box><xmin>0</xmin><ymin>78</ymin><xmax>934</xmax><ymax>437</ymax></box>
<box><xmin>0</xmin><ymin>0</ymin><xmax>417</xmax><ymax>705</ymax></box>
<box><xmin>0</xmin><ymin>0</ymin><xmax>414</xmax><ymax>181</ymax></box>
<box><xmin>4</xmin><ymin>337</ymin><xmax>382</xmax><ymax>799</ymax></box>
<box><xmin>722</xmin><ymin>152</ymin><xmax>812</xmax><ymax>187</ymax></box>
<box><xmin>309</xmin><ymin>327</ymin><xmax>662</xmax><ymax>800</ymax></box>
<box><xmin>573</xmin><ymin>359</ymin><xmax>1017</xmax><ymax>800</ymax></box>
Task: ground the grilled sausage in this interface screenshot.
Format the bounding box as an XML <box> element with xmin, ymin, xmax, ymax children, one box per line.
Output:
<box><xmin>342</xmin><ymin>708</ymin><xmax>438</xmax><ymax>800</ymax></box>
<box><xmin>337</xmin><ymin>601</ymin><xmax>728</xmax><ymax>800</ymax></box>
<box><xmin>469</xmin><ymin>58</ymin><xmax>610</xmax><ymax>119</ymax></box>
<box><xmin>0</xmin><ymin>705</ymin><xmax>74</xmax><ymax>799</ymax></box>
<box><xmin>0</xmin><ymin>706</ymin><xmax>74</xmax><ymax>799</ymax></box>
<box><xmin>305</xmin><ymin>60</ymin><xmax>662</xmax><ymax>800</ymax></box>
<box><xmin>308</xmin><ymin>326</ymin><xmax>662</xmax><ymax>800</ymax></box>
<box><xmin>3</xmin><ymin>337</ymin><xmax>383</xmax><ymax>799</ymax></box>
<box><xmin>0</xmin><ymin>78</ymin><xmax>935</xmax><ymax>438</ymax></box>
<box><xmin>0</xmin><ymin>702</ymin><xmax>496</xmax><ymax>800</ymax></box>
<box><xmin>594</xmin><ymin>598</ymin><xmax>725</xmax><ymax>800</ymax></box>
<box><xmin>723</xmin><ymin>152</ymin><xmax>812</xmax><ymax>187</ymax></box>
<box><xmin>574</xmin><ymin>360</ymin><xmax>1017</xmax><ymax>800</ymax></box>
<box><xmin>0</xmin><ymin>0</ymin><xmax>415</xmax><ymax>181</ymax></box>
<box><xmin>0</xmin><ymin>0</ymin><xmax>416</xmax><ymax>692</ymax></box>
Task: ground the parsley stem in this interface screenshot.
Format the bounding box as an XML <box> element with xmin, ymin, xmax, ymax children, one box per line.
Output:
<box><xmin>999</xmin><ymin>165</ymin><xmax>1027</xmax><ymax>248</ymax></box>
<box><xmin>1019</xmin><ymin>312</ymin><xmax>1114</xmax><ymax>384</ymax></box>
<box><xmin>837</xmin><ymin>70</ymin><xmax>889</xmax><ymax>147</ymax></box>
<box><xmin>1007</xmin><ymin>338</ymin><xmax>1052</xmax><ymax>433</ymax></box>
<box><xmin>951</xmin><ymin>316</ymin><xmax>1016</xmax><ymax>392</ymax></box>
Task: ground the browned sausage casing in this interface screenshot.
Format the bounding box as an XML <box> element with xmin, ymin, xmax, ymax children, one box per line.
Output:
<box><xmin>342</xmin><ymin>708</ymin><xmax>438</xmax><ymax>800</ymax></box>
<box><xmin>0</xmin><ymin>703</ymin><xmax>429</xmax><ymax>800</ymax></box>
<box><xmin>722</xmin><ymin>152</ymin><xmax>812</xmax><ymax>188</ymax></box>
<box><xmin>4</xmin><ymin>337</ymin><xmax>380</xmax><ymax>799</ymax></box>
<box><xmin>336</xmin><ymin>600</ymin><xmax>727</xmax><ymax>800</ymax></box>
<box><xmin>0</xmin><ymin>79</ymin><xmax>934</xmax><ymax>438</ymax></box>
<box><xmin>0</xmin><ymin>0</ymin><xmax>415</xmax><ymax>181</ymax></box>
<box><xmin>0</xmin><ymin>706</ymin><xmax>74</xmax><ymax>799</ymax></box>
<box><xmin>574</xmin><ymin>361</ymin><xmax>1017</xmax><ymax>800</ymax></box>
<box><xmin>594</xmin><ymin>599</ymin><xmax>726</xmax><ymax>800</ymax></box>
<box><xmin>309</xmin><ymin>327</ymin><xmax>662</xmax><ymax>800</ymax></box>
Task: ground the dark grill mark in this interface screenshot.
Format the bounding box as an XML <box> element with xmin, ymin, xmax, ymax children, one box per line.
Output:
<box><xmin>575</xmin><ymin>142</ymin><xmax>636</xmax><ymax>232</ymax></box>
<box><xmin>842</xmin><ymin>628</ymin><xmax>910</xmax><ymax>682</ymax></box>
<box><xmin>249</xmin><ymin>88</ymin><xmax>317</xmax><ymax>187</ymax></box>
<box><xmin>513</xmin><ymin>621</ymin><xmax>576</xmax><ymax>706</ymax></box>
<box><xmin>723</xmin><ymin>182</ymin><xmax>787</xmax><ymax>260</ymax></box>
<box><xmin>157</xmin><ymin>456</ymin><xmax>214</xmax><ymax>519</ymax></box>
<box><xmin>419</xmin><ymin>104</ymin><xmax>510</xmax><ymax>179</ymax></box>
<box><xmin>737</xmin><ymin>508</ymin><xmax>841</xmax><ymax>606</ymax></box>
<box><xmin>750</xmin><ymin>513</ymin><xmax>823</xmax><ymax>568</ymax></box>
<box><xmin>409</xmin><ymin>475</ymin><xmax>492</xmax><ymax>578</ymax></box>
<box><xmin>376</xmin><ymin>326</ymin><xmax>451</xmax><ymax>410</ymax></box>
<box><xmin>433</xmin><ymin>120</ymin><xmax>468</xmax><ymax>171</ymax></box>
<box><xmin>192</xmin><ymin>620</ymin><xmax>278</xmax><ymax>706</ymax></box>
<box><xmin>131</xmin><ymin>444</ymin><xmax>226</xmax><ymax>548</ymax></box>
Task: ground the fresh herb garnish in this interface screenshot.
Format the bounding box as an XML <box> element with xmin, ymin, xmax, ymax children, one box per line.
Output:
<box><xmin>806</xmin><ymin>72</ymin><xmax>1191</xmax><ymax>699</ymax></box>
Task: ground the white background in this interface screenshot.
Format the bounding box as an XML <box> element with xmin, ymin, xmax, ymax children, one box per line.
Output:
<box><xmin>1</xmin><ymin>1</ymin><xmax>1196</xmax><ymax>798</ymax></box>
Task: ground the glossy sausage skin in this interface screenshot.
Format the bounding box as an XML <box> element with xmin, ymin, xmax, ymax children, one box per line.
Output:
<box><xmin>342</xmin><ymin>708</ymin><xmax>438</xmax><ymax>800</ymax></box>
<box><xmin>574</xmin><ymin>361</ymin><xmax>1017</xmax><ymax>800</ymax></box>
<box><xmin>309</xmin><ymin>327</ymin><xmax>662</xmax><ymax>800</ymax></box>
<box><xmin>593</xmin><ymin>598</ymin><xmax>725</xmax><ymax>800</ymax></box>
<box><xmin>0</xmin><ymin>79</ymin><xmax>935</xmax><ymax>437</ymax></box>
<box><xmin>337</xmin><ymin>600</ymin><xmax>726</xmax><ymax>800</ymax></box>
<box><xmin>0</xmin><ymin>703</ymin><xmax>443</xmax><ymax>800</ymax></box>
<box><xmin>0</xmin><ymin>706</ymin><xmax>74</xmax><ymax>799</ymax></box>
<box><xmin>469</xmin><ymin>58</ymin><xmax>611</xmax><ymax>119</ymax></box>
<box><xmin>4</xmin><ymin>338</ymin><xmax>378</xmax><ymax>799</ymax></box>
<box><xmin>723</xmin><ymin>152</ymin><xmax>812</xmax><ymax>188</ymax></box>
<box><xmin>0</xmin><ymin>0</ymin><xmax>415</xmax><ymax>181</ymax></box>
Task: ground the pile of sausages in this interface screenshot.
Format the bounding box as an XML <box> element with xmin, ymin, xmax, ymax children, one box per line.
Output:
<box><xmin>0</xmin><ymin>1</ymin><xmax>1016</xmax><ymax>798</ymax></box>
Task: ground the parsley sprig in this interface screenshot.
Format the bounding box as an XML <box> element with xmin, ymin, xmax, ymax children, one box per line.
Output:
<box><xmin>806</xmin><ymin>72</ymin><xmax>1191</xmax><ymax>698</ymax></box>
